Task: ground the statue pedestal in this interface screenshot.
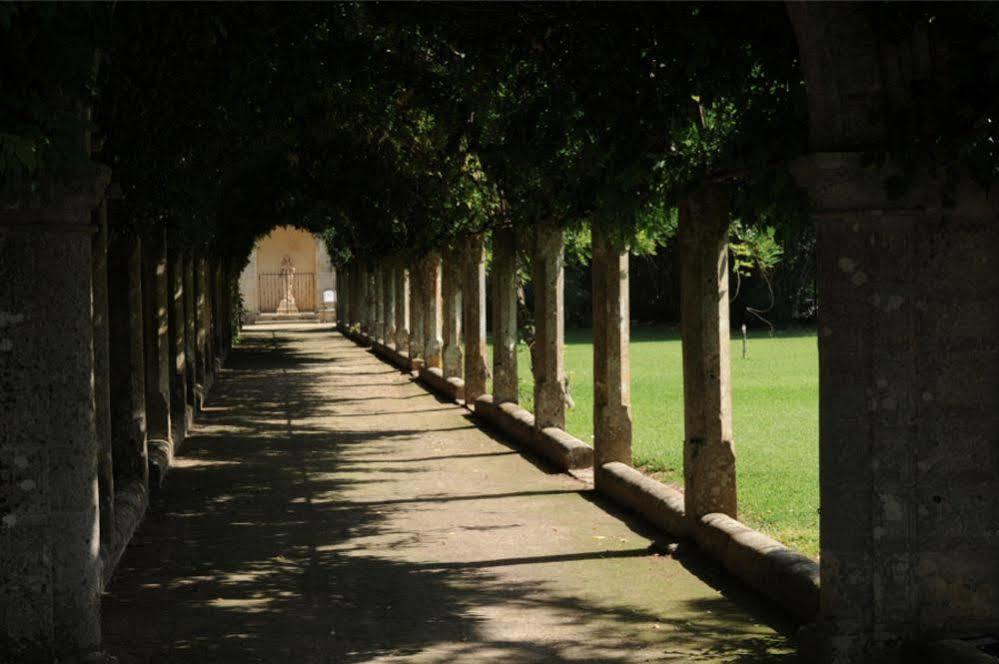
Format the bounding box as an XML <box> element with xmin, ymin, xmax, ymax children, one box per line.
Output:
<box><xmin>276</xmin><ymin>296</ymin><xmax>298</xmax><ymax>314</ymax></box>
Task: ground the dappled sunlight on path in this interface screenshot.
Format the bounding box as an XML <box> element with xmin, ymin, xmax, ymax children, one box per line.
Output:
<box><xmin>102</xmin><ymin>324</ymin><xmax>794</xmax><ymax>663</ymax></box>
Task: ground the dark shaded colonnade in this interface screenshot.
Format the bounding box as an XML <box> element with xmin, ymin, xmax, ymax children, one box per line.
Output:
<box><xmin>2</xmin><ymin>3</ymin><xmax>999</xmax><ymax>663</ymax></box>
<box><xmin>1</xmin><ymin>175</ymin><xmax>237</xmax><ymax>662</ymax></box>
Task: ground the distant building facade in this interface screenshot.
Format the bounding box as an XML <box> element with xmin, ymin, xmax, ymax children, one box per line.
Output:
<box><xmin>238</xmin><ymin>226</ymin><xmax>336</xmax><ymax>322</ymax></box>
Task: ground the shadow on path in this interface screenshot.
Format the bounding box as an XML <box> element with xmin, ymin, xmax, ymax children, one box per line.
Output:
<box><xmin>102</xmin><ymin>325</ymin><xmax>795</xmax><ymax>663</ymax></box>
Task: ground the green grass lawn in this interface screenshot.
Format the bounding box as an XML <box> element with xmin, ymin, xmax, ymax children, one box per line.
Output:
<box><xmin>487</xmin><ymin>327</ymin><xmax>820</xmax><ymax>558</ymax></box>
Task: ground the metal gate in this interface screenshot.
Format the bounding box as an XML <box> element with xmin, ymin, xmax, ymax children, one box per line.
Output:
<box><xmin>258</xmin><ymin>273</ymin><xmax>316</xmax><ymax>312</ymax></box>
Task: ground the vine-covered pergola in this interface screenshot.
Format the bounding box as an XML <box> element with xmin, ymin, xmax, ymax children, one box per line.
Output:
<box><xmin>2</xmin><ymin>3</ymin><xmax>998</xmax><ymax>662</ymax></box>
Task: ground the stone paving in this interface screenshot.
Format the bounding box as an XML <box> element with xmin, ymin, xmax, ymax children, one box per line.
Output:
<box><xmin>102</xmin><ymin>324</ymin><xmax>794</xmax><ymax>663</ymax></box>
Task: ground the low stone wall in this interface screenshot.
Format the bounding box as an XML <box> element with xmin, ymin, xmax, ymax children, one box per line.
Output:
<box><xmin>418</xmin><ymin>367</ymin><xmax>463</xmax><ymax>403</ymax></box>
<box><xmin>472</xmin><ymin>396</ymin><xmax>593</xmax><ymax>470</ymax></box>
<box><xmin>596</xmin><ymin>462</ymin><xmax>688</xmax><ymax>537</ymax></box>
<box><xmin>594</xmin><ymin>460</ymin><xmax>819</xmax><ymax>619</ymax></box>
<box><xmin>101</xmin><ymin>478</ymin><xmax>148</xmax><ymax>588</ymax></box>
<box><xmin>369</xmin><ymin>339</ymin><xmax>414</xmax><ymax>372</ymax></box>
<box><xmin>693</xmin><ymin>513</ymin><xmax>819</xmax><ymax>620</ymax></box>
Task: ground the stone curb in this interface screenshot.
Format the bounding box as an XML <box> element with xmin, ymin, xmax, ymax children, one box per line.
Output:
<box><xmin>101</xmin><ymin>478</ymin><xmax>148</xmax><ymax>588</ymax></box>
<box><xmin>101</xmin><ymin>346</ymin><xmax>228</xmax><ymax>590</ymax></box>
<box><xmin>369</xmin><ymin>339</ymin><xmax>414</xmax><ymax>372</ymax></box>
<box><xmin>473</xmin><ymin>395</ymin><xmax>593</xmax><ymax>470</ymax></box>
<box><xmin>693</xmin><ymin>512</ymin><xmax>819</xmax><ymax>620</ymax></box>
<box><xmin>446</xmin><ymin>376</ymin><xmax>466</xmax><ymax>403</ymax></box>
<box><xmin>147</xmin><ymin>438</ymin><xmax>174</xmax><ymax>489</ymax></box>
<box><xmin>595</xmin><ymin>462</ymin><xmax>689</xmax><ymax>538</ymax></box>
<box><xmin>592</xmin><ymin>461</ymin><xmax>818</xmax><ymax>621</ymax></box>
<box><xmin>418</xmin><ymin>366</ymin><xmax>462</xmax><ymax>402</ymax></box>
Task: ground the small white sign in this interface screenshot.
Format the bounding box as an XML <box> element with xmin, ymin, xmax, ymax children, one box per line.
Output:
<box><xmin>323</xmin><ymin>289</ymin><xmax>336</xmax><ymax>303</ymax></box>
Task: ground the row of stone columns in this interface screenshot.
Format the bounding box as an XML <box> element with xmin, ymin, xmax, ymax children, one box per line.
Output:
<box><xmin>0</xmin><ymin>173</ymin><xmax>237</xmax><ymax>658</ymax></box>
<box><xmin>338</xmin><ymin>212</ymin><xmax>739</xmax><ymax>525</ymax></box>
<box><xmin>335</xmin><ymin>165</ymin><xmax>999</xmax><ymax>659</ymax></box>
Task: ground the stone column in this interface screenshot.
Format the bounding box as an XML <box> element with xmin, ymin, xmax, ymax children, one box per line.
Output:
<box><xmin>108</xmin><ymin>230</ymin><xmax>149</xmax><ymax>488</ymax></box>
<box><xmin>354</xmin><ymin>263</ymin><xmax>364</xmax><ymax>330</ymax></box>
<box><xmin>342</xmin><ymin>263</ymin><xmax>352</xmax><ymax>328</ymax></box>
<box><xmin>141</xmin><ymin>229</ymin><xmax>173</xmax><ymax>482</ymax></box>
<box><xmin>167</xmin><ymin>241</ymin><xmax>191</xmax><ymax>441</ymax></box>
<box><xmin>395</xmin><ymin>261</ymin><xmax>410</xmax><ymax>354</ymax></box>
<box><xmin>373</xmin><ymin>263</ymin><xmax>384</xmax><ymax>343</ymax></box>
<box><xmin>193</xmin><ymin>256</ymin><xmax>211</xmax><ymax>404</ymax></box>
<box><xmin>205</xmin><ymin>259</ymin><xmax>216</xmax><ymax>376</ymax></box>
<box><xmin>335</xmin><ymin>267</ymin><xmax>344</xmax><ymax>328</ymax></box>
<box><xmin>492</xmin><ymin>225</ymin><xmax>519</xmax><ymax>404</ymax></box>
<box><xmin>408</xmin><ymin>260</ymin><xmax>424</xmax><ymax>365</ymax></box>
<box><xmin>183</xmin><ymin>252</ymin><xmax>198</xmax><ymax>415</ymax></box>
<box><xmin>366</xmin><ymin>264</ymin><xmax>377</xmax><ymax>338</ymax></box>
<box><xmin>383</xmin><ymin>263</ymin><xmax>396</xmax><ymax>349</ymax></box>
<box><xmin>219</xmin><ymin>262</ymin><xmax>231</xmax><ymax>356</ymax></box>
<box><xmin>592</xmin><ymin>225</ymin><xmax>633</xmax><ymax>475</ymax></box>
<box><xmin>198</xmin><ymin>257</ymin><xmax>215</xmax><ymax>388</ymax></box>
<box><xmin>92</xmin><ymin>201</ymin><xmax>115</xmax><ymax>557</ymax></box>
<box><xmin>441</xmin><ymin>247</ymin><xmax>464</xmax><ymax>381</ymax></box>
<box><xmin>532</xmin><ymin>220</ymin><xmax>566</xmax><ymax>429</ymax></box>
<box><xmin>794</xmin><ymin>152</ymin><xmax>999</xmax><ymax>659</ymax></box>
<box><xmin>358</xmin><ymin>263</ymin><xmax>367</xmax><ymax>334</ymax></box>
<box><xmin>316</xmin><ymin>239</ymin><xmax>335</xmax><ymax>320</ymax></box>
<box><xmin>679</xmin><ymin>187</ymin><xmax>736</xmax><ymax>521</ymax></box>
<box><xmin>212</xmin><ymin>262</ymin><xmax>224</xmax><ymax>369</ymax></box>
<box><xmin>422</xmin><ymin>252</ymin><xmax>443</xmax><ymax>369</ymax></box>
<box><xmin>463</xmin><ymin>233</ymin><xmax>489</xmax><ymax>404</ymax></box>
<box><xmin>238</xmin><ymin>247</ymin><xmax>259</xmax><ymax>324</ymax></box>
<box><xmin>342</xmin><ymin>266</ymin><xmax>351</xmax><ymax>329</ymax></box>
<box><xmin>0</xmin><ymin>169</ymin><xmax>108</xmax><ymax>660</ymax></box>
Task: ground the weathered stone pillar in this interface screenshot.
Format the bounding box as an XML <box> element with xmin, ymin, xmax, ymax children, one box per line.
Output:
<box><xmin>197</xmin><ymin>257</ymin><xmax>214</xmax><ymax>389</ymax></box>
<box><xmin>592</xmin><ymin>225</ymin><xmax>633</xmax><ymax>475</ymax></box>
<box><xmin>223</xmin><ymin>262</ymin><xmax>233</xmax><ymax>354</ymax></box>
<box><xmin>463</xmin><ymin>233</ymin><xmax>489</xmax><ymax>404</ymax></box>
<box><xmin>212</xmin><ymin>262</ymin><xmax>224</xmax><ymax>368</ymax></box>
<box><xmin>359</xmin><ymin>263</ymin><xmax>367</xmax><ymax>335</ymax></box>
<box><xmin>108</xmin><ymin>230</ymin><xmax>149</xmax><ymax>488</ymax></box>
<box><xmin>316</xmin><ymin>240</ymin><xmax>335</xmax><ymax>321</ymax></box>
<box><xmin>204</xmin><ymin>259</ymin><xmax>216</xmax><ymax>376</ymax></box>
<box><xmin>354</xmin><ymin>263</ymin><xmax>364</xmax><ymax>331</ymax></box>
<box><xmin>167</xmin><ymin>241</ymin><xmax>191</xmax><ymax>442</ymax></box>
<box><xmin>342</xmin><ymin>263</ymin><xmax>352</xmax><ymax>328</ymax></box>
<box><xmin>141</xmin><ymin>229</ymin><xmax>173</xmax><ymax>483</ymax></box>
<box><xmin>422</xmin><ymin>252</ymin><xmax>443</xmax><ymax>368</ymax></box>
<box><xmin>395</xmin><ymin>261</ymin><xmax>410</xmax><ymax>354</ymax></box>
<box><xmin>0</xmin><ymin>170</ymin><xmax>108</xmax><ymax>660</ymax></box>
<box><xmin>532</xmin><ymin>220</ymin><xmax>566</xmax><ymax>429</ymax></box>
<box><xmin>238</xmin><ymin>246</ymin><xmax>258</xmax><ymax>324</ymax></box>
<box><xmin>373</xmin><ymin>262</ymin><xmax>384</xmax><ymax>343</ymax></box>
<box><xmin>92</xmin><ymin>201</ymin><xmax>115</xmax><ymax>557</ymax></box>
<box><xmin>492</xmin><ymin>225</ymin><xmax>519</xmax><ymax>404</ymax></box>
<box><xmin>366</xmin><ymin>263</ymin><xmax>377</xmax><ymax>339</ymax></box>
<box><xmin>384</xmin><ymin>263</ymin><xmax>396</xmax><ymax>349</ymax></box>
<box><xmin>679</xmin><ymin>187</ymin><xmax>736</xmax><ymax>521</ymax></box>
<box><xmin>408</xmin><ymin>260</ymin><xmax>424</xmax><ymax>365</ymax></box>
<box><xmin>193</xmin><ymin>256</ymin><xmax>211</xmax><ymax>404</ymax></box>
<box><xmin>795</xmin><ymin>152</ymin><xmax>999</xmax><ymax>659</ymax></box>
<box><xmin>441</xmin><ymin>247</ymin><xmax>464</xmax><ymax>382</ymax></box>
<box><xmin>182</xmin><ymin>252</ymin><xmax>198</xmax><ymax>415</ymax></box>
<box><xmin>335</xmin><ymin>267</ymin><xmax>345</xmax><ymax>328</ymax></box>
<box><xmin>344</xmin><ymin>265</ymin><xmax>353</xmax><ymax>329</ymax></box>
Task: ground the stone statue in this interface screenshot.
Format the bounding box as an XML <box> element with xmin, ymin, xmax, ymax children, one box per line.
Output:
<box><xmin>276</xmin><ymin>255</ymin><xmax>299</xmax><ymax>314</ymax></box>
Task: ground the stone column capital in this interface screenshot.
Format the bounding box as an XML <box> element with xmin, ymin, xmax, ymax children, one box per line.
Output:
<box><xmin>0</xmin><ymin>162</ymin><xmax>112</xmax><ymax>228</ymax></box>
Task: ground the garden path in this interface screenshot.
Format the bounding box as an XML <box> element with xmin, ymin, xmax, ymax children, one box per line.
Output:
<box><xmin>102</xmin><ymin>324</ymin><xmax>793</xmax><ymax>663</ymax></box>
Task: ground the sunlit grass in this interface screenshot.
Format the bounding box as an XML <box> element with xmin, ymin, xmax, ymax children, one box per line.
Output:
<box><xmin>488</xmin><ymin>326</ymin><xmax>819</xmax><ymax>558</ymax></box>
